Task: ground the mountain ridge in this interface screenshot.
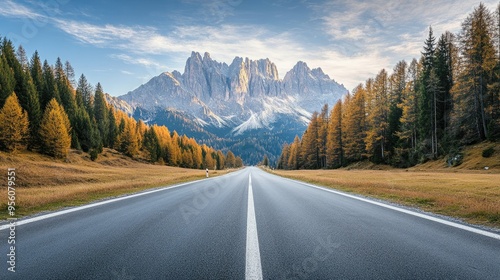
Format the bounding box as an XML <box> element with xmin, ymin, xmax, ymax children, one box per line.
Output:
<box><xmin>118</xmin><ymin>52</ymin><xmax>347</xmax><ymax>164</ymax></box>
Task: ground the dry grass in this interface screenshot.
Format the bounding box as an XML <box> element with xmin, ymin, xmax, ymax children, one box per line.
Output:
<box><xmin>0</xmin><ymin>149</ymin><xmax>231</xmax><ymax>219</ymax></box>
<box><xmin>270</xmin><ymin>168</ymin><xmax>500</xmax><ymax>228</ymax></box>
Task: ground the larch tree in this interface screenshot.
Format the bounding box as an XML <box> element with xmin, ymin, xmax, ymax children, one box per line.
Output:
<box><xmin>300</xmin><ymin>112</ymin><xmax>320</xmax><ymax>169</ymax></box>
<box><xmin>365</xmin><ymin>69</ymin><xmax>389</xmax><ymax>162</ymax></box>
<box><xmin>39</xmin><ymin>98</ymin><xmax>71</xmax><ymax>158</ymax></box>
<box><xmin>0</xmin><ymin>93</ymin><xmax>29</xmax><ymax>152</ymax></box>
<box><xmin>326</xmin><ymin>99</ymin><xmax>343</xmax><ymax>168</ymax></box>
<box><xmin>226</xmin><ymin>151</ymin><xmax>236</xmax><ymax>168</ymax></box>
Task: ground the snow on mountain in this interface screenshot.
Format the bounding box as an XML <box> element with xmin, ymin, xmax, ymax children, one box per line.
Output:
<box><xmin>118</xmin><ymin>52</ymin><xmax>347</xmax><ymax>164</ymax></box>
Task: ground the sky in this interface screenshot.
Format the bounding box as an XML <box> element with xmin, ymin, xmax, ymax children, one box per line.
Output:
<box><xmin>0</xmin><ymin>0</ymin><xmax>498</xmax><ymax>96</ymax></box>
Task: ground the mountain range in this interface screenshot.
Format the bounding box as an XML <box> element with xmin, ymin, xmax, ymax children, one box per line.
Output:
<box><xmin>115</xmin><ymin>52</ymin><xmax>347</xmax><ymax>165</ymax></box>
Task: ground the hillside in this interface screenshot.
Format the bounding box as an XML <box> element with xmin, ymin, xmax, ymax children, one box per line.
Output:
<box><xmin>0</xmin><ymin>149</ymin><xmax>231</xmax><ymax>220</ymax></box>
<box><xmin>341</xmin><ymin>142</ymin><xmax>500</xmax><ymax>173</ymax></box>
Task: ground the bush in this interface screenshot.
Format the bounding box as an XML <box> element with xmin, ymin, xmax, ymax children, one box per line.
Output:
<box><xmin>89</xmin><ymin>149</ymin><xmax>99</xmax><ymax>161</ymax></box>
<box><xmin>447</xmin><ymin>153</ymin><xmax>463</xmax><ymax>167</ymax></box>
<box><xmin>482</xmin><ymin>147</ymin><xmax>494</xmax><ymax>158</ymax></box>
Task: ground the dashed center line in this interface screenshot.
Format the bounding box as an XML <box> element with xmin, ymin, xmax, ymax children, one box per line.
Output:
<box><xmin>245</xmin><ymin>174</ymin><xmax>263</xmax><ymax>280</ymax></box>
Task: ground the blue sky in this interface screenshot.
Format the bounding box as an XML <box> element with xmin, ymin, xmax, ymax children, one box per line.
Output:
<box><xmin>1</xmin><ymin>0</ymin><xmax>498</xmax><ymax>96</ymax></box>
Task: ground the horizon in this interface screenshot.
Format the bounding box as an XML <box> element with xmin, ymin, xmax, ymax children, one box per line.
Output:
<box><xmin>1</xmin><ymin>0</ymin><xmax>498</xmax><ymax>96</ymax></box>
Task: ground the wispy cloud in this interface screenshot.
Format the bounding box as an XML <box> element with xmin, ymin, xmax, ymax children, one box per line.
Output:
<box><xmin>3</xmin><ymin>0</ymin><xmax>498</xmax><ymax>93</ymax></box>
<box><xmin>0</xmin><ymin>0</ymin><xmax>44</xmax><ymax>19</ymax></box>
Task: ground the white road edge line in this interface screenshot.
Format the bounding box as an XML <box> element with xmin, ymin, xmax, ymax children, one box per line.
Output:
<box><xmin>245</xmin><ymin>174</ymin><xmax>263</xmax><ymax>280</ymax></box>
<box><xmin>0</xmin><ymin>178</ymin><xmax>210</xmax><ymax>231</ymax></box>
<box><xmin>279</xmin><ymin>175</ymin><xmax>500</xmax><ymax>241</ymax></box>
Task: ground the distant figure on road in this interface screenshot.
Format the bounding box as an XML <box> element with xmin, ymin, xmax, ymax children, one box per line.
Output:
<box><xmin>206</xmin><ymin>168</ymin><xmax>209</xmax><ymax>178</ymax></box>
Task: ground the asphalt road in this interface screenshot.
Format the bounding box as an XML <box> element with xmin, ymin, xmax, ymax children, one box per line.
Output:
<box><xmin>1</xmin><ymin>167</ymin><xmax>499</xmax><ymax>279</ymax></box>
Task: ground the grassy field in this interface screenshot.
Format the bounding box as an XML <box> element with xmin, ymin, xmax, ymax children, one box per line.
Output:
<box><xmin>0</xmin><ymin>149</ymin><xmax>230</xmax><ymax>220</ymax></box>
<box><xmin>270</xmin><ymin>168</ymin><xmax>500</xmax><ymax>229</ymax></box>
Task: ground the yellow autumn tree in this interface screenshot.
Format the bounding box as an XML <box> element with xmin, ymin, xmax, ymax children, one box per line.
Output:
<box><xmin>117</xmin><ymin>116</ymin><xmax>139</xmax><ymax>157</ymax></box>
<box><xmin>0</xmin><ymin>93</ymin><xmax>29</xmax><ymax>152</ymax></box>
<box><xmin>39</xmin><ymin>98</ymin><xmax>71</xmax><ymax>158</ymax></box>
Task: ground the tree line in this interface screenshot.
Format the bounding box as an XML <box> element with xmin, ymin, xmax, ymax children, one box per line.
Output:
<box><xmin>0</xmin><ymin>37</ymin><xmax>243</xmax><ymax>169</ymax></box>
<box><xmin>278</xmin><ymin>3</ymin><xmax>500</xmax><ymax>170</ymax></box>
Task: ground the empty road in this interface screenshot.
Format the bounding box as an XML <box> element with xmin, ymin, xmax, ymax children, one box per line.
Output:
<box><xmin>1</xmin><ymin>167</ymin><xmax>499</xmax><ymax>279</ymax></box>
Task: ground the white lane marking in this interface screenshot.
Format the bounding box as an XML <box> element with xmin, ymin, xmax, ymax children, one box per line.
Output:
<box><xmin>0</xmin><ymin>178</ymin><xmax>213</xmax><ymax>231</ymax></box>
<box><xmin>245</xmin><ymin>174</ymin><xmax>263</xmax><ymax>280</ymax></box>
<box><xmin>278</xmin><ymin>175</ymin><xmax>500</xmax><ymax>241</ymax></box>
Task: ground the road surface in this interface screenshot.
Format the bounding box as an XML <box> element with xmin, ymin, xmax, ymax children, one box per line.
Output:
<box><xmin>1</xmin><ymin>167</ymin><xmax>499</xmax><ymax>279</ymax></box>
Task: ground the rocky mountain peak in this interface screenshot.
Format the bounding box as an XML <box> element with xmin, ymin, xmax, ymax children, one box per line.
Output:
<box><xmin>118</xmin><ymin>51</ymin><xmax>347</xmax><ymax>164</ymax></box>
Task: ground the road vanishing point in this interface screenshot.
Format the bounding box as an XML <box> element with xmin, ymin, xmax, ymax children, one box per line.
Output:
<box><xmin>1</xmin><ymin>167</ymin><xmax>499</xmax><ymax>279</ymax></box>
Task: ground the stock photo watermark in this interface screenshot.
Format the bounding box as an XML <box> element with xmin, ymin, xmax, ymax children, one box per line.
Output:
<box><xmin>6</xmin><ymin>168</ymin><xmax>17</xmax><ymax>273</ymax></box>
<box><xmin>178</xmin><ymin>176</ymin><xmax>228</xmax><ymax>224</ymax></box>
<box><xmin>8</xmin><ymin>0</ymin><xmax>70</xmax><ymax>46</ymax></box>
<box><xmin>281</xmin><ymin>234</ymin><xmax>340</xmax><ymax>280</ymax></box>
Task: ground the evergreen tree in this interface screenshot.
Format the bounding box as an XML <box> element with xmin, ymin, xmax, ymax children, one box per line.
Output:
<box><xmin>143</xmin><ymin>127</ymin><xmax>161</xmax><ymax>163</ymax></box>
<box><xmin>39</xmin><ymin>98</ymin><xmax>71</xmax><ymax>158</ymax></box>
<box><xmin>20</xmin><ymin>69</ymin><xmax>42</xmax><ymax>149</ymax></box>
<box><xmin>76</xmin><ymin>74</ymin><xmax>93</xmax><ymax>114</ymax></box>
<box><xmin>396</xmin><ymin>59</ymin><xmax>420</xmax><ymax>166</ymax></box>
<box><xmin>262</xmin><ymin>155</ymin><xmax>269</xmax><ymax>167</ymax></box>
<box><xmin>418</xmin><ymin>27</ymin><xmax>438</xmax><ymax>159</ymax></box>
<box><xmin>41</xmin><ymin>60</ymin><xmax>60</xmax><ymax>110</ymax></box>
<box><xmin>29</xmin><ymin>51</ymin><xmax>44</xmax><ymax>100</ymax></box>
<box><xmin>54</xmin><ymin>57</ymin><xmax>76</xmax><ymax>120</ymax></box>
<box><xmin>387</xmin><ymin>61</ymin><xmax>406</xmax><ymax>161</ymax></box>
<box><xmin>450</xmin><ymin>4</ymin><xmax>497</xmax><ymax>143</ymax></box>
<box><xmin>93</xmin><ymin>83</ymin><xmax>110</xmax><ymax>146</ymax></box>
<box><xmin>0</xmin><ymin>93</ymin><xmax>29</xmax><ymax>152</ymax></box>
<box><xmin>0</xmin><ymin>54</ymin><xmax>15</xmax><ymax>107</ymax></box>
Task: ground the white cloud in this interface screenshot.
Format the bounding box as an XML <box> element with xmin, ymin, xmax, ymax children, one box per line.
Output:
<box><xmin>0</xmin><ymin>0</ymin><xmax>44</xmax><ymax>19</ymax></box>
<box><xmin>3</xmin><ymin>0</ymin><xmax>499</xmax><ymax>93</ymax></box>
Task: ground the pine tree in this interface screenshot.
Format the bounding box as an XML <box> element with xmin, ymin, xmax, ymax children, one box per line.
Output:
<box><xmin>397</xmin><ymin>59</ymin><xmax>420</xmax><ymax>166</ymax></box>
<box><xmin>387</xmin><ymin>60</ymin><xmax>406</xmax><ymax>161</ymax></box>
<box><xmin>418</xmin><ymin>27</ymin><xmax>438</xmax><ymax>159</ymax></box>
<box><xmin>143</xmin><ymin>127</ymin><xmax>161</xmax><ymax>163</ymax></box>
<box><xmin>93</xmin><ymin>83</ymin><xmax>110</xmax><ymax>146</ymax></box>
<box><xmin>76</xmin><ymin>74</ymin><xmax>93</xmax><ymax>114</ymax></box>
<box><xmin>326</xmin><ymin>99</ymin><xmax>343</xmax><ymax>168</ymax></box>
<box><xmin>55</xmin><ymin>57</ymin><xmax>76</xmax><ymax>120</ymax></box>
<box><xmin>0</xmin><ymin>93</ymin><xmax>29</xmax><ymax>152</ymax></box>
<box><xmin>451</xmin><ymin>4</ymin><xmax>497</xmax><ymax>143</ymax></box>
<box><xmin>29</xmin><ymin>51</ymin><xmax>44</xmax><ymax>100</ymax></box>
<box><xmin>41</xmin><ymin>60</ymin><xmax>60</xmax><ymax>110</ymax></box>
<box><xmin>20</xmin><ymin>69</ymin><xmax>42</xmax><ymax>149</ymax></box>
<box><xmin>0</xmin><ymin>48</ymin><xmax>16</xmax><ymax>107</ymax></box>
<box><xmin>39</xmin><ymin>98</ymin><xmax>71</xmax><ymax>158</ymax></box>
